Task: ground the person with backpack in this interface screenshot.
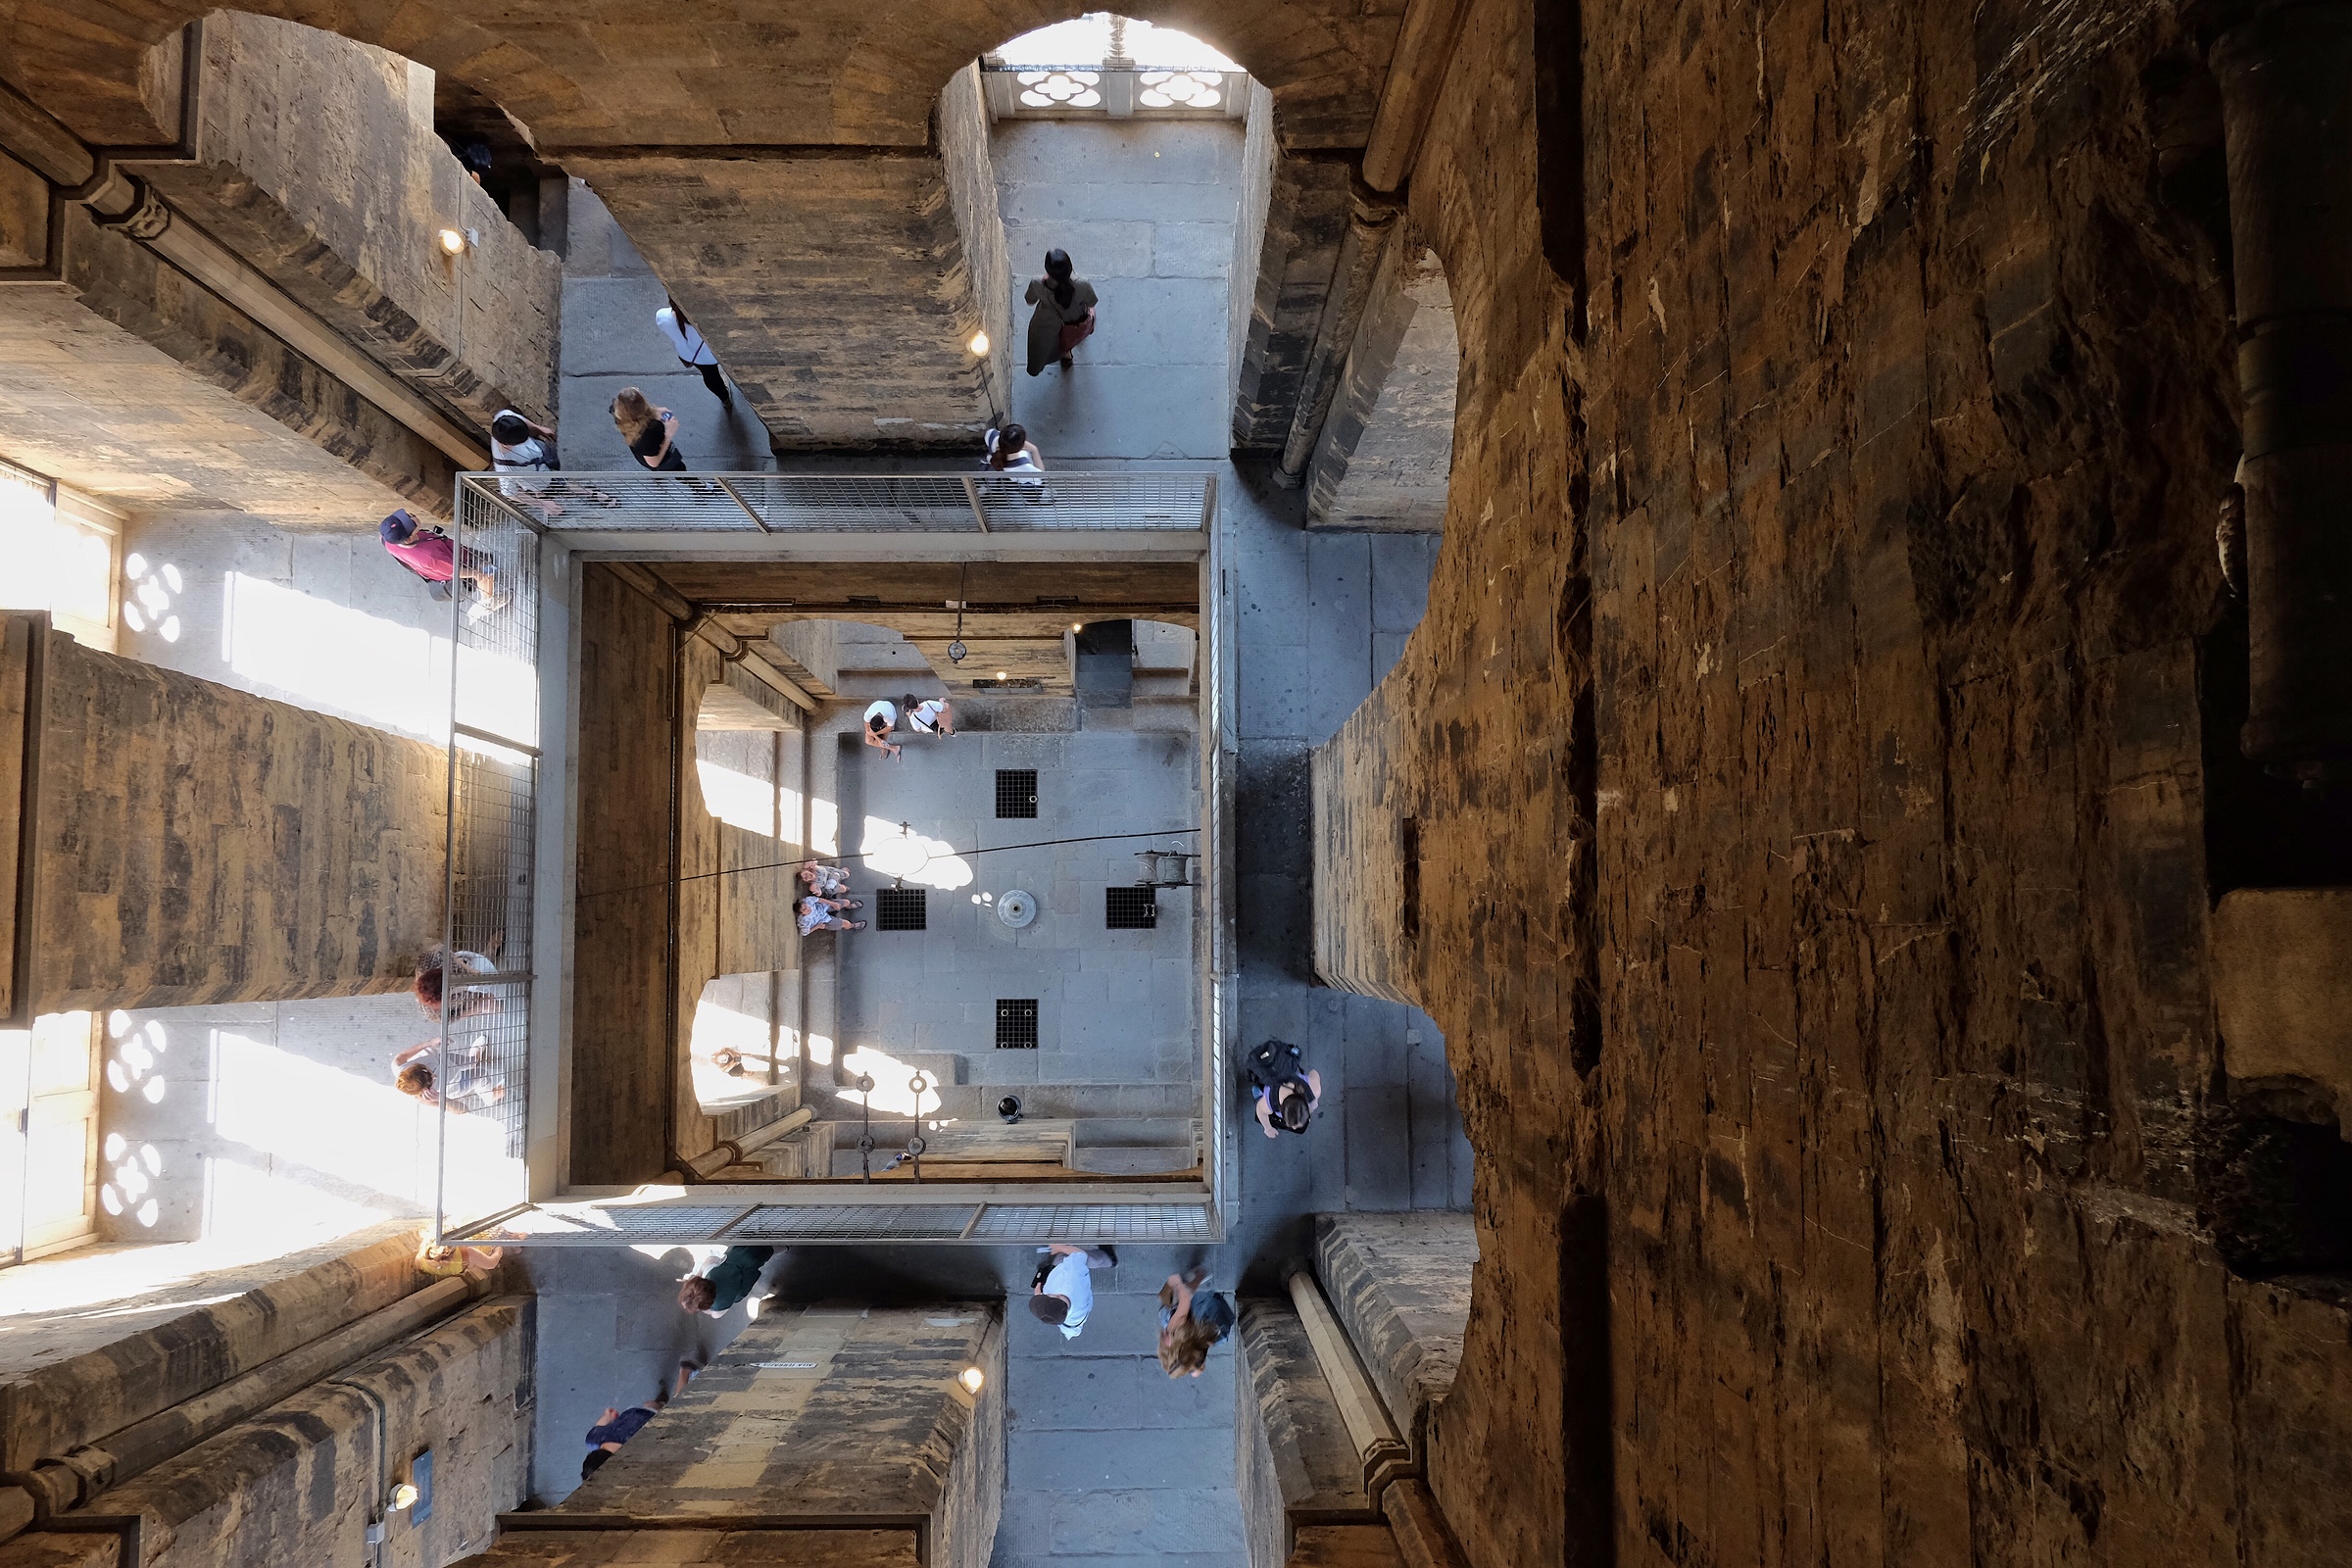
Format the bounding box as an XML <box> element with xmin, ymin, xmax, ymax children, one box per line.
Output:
<box><xmin>655</xmin><ymin>297</ymin><xmax>733</xmax><ymax>411</ymax></box>
<box><xmin>981</xmin><ymin>421</ymin><xmax>1049</xmax><ymax>505</ymax></box>
<box><xmin>1157</xmin><ymin>1265</ymin><xmax>1238</xmax><ymax>1378</ymax></box>
<box><xmin>1244</xmin><ymin>1038</ymin><xmax>1322</xmax><ymax>1139</ymax></box>
<box><xmin>1023</xmin><ymin>248</ymin><xmax>1098</xmax><ymax>375</ymax></box>
<box><xmin>379</xmin><ymin>509</ymin><xmax>507</xmax><ymax>619</ymax></box>
<box><xmin>490</xmin><ymin>408</ymin><xmax>564</xmax><ymax>521</ymax></box>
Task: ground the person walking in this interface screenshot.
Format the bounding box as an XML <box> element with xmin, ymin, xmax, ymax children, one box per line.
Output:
<box><xmin>1028</xmin><ymin>1242</ymin><xmax>1117</xmax><ymax>1340</ymax></box>
<box><xmin>612</xmin><ymin>387</ymin><xmax>686</xmax><ymax>471</ymax></box>
<box><xmin>655</xmin><ymin>297</ymin><xmax>733</xmax><ymax>411</ymax></box>
<box><xmin>1157</xmin><ymin>1266</ymin><xmax>1238</xmax><ymax>1378</ymax></box>
<box><xmin>1244</xmin><ymin>1038</ymin><xmax>1323</xmax><ymax>1138</ymax></box>
<box><xmin>678</xmin><ymin>1245</ymin><xmax>776</xmax><ymax>1315</ymax></box>
<box><xmin>580</xmin><ymin>1360</ymin><xmax>700</xmax><ymax>1482</ymax></box>
<box><xmin>612</xmin><ymin>387</ymin><xmax>723</xmax><ymax>497</ymax></box>
<box><xmin>1023</xmin><ymin>248</ymin><xmax>1098</xmax><ymax>375</ymax></box>
<box><xmin>489</xmin><ymin>408</ymin><xmax>564</xmax><ymax>521</ymax></box>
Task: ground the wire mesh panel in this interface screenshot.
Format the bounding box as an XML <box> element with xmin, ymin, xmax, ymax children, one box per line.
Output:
<box><xmin>460</xmin><ymin>471</ymin><xmax>1213</xmax><ymax>533</ymax></box>
<box><xmin>435</xmin><ymin>481</ymin><xmax>542</xmax><ymax>1220</ymax></box>
<box><xmin>450</xmin><ymin>1203</ymin><xmax>755</xmax><ymax>1243</ymax></box>
<box><xmin>875</xmin><ymin>887</ymin><xmax>928</xmax><ymax>931</ymax></box>
<box><xmin>996</xmin><ymin>999</ymin><xmax>1040</xmax><ymax>1049</ymax></box>
<box><xmin>969</xmin><ymin>1203</ymin><xmax>1215</xmax><ymax>1242</ymax></box>
<box><xmin>729</xmin><ymin>1204</ymin><xmax>984</xmax><ymax>1241</ymax></box>
<box><xmin>996</xmin><ymin>768</ymin><xmax>1039</xmax><ymax>818</ymax></box>
<box><xmin>1104</xmin><ymin>886</ymin><xmax>1157</xmax><ymax>929</ymax></box>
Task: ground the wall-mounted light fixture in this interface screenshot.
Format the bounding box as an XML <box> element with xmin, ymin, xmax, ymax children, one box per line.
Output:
<box><xmin>996</xmin><ymin>670</ymin><xmax>1007</xmax><ymax>679</ymax></box>
<box><xmin>436</xmin><ymin>226</ymin><xmax>477</xmax><ymax>256</ymax></box>
<box><xmin>959</xmin><ymin>1366</ymin><xmax>986</xmax><ymax>1394</ymax></box>
<box><xmin>968</xmin><ymin>330</ymin><xmax>991</xmax><ymax>356</ymax></box>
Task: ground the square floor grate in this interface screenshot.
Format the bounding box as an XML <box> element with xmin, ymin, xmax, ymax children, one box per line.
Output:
<box><xmin>995</xmin><ymin>768</ymin><xmax>1039</xmax><ymax>818</ymax></box>
<box><xmin>1104</xmin><ymin>885</ymin><xmax>1158</xmax><ymax>929</ymax></box>
<box><xmin>996</xmin><ymin>998</ymin><xmax>1039</xmax><ymax>1049</ymax></box>
<box><xmin>875</xmin><ymin>887</ymin><xmax>928</xmax><ymax>931</ymax></box>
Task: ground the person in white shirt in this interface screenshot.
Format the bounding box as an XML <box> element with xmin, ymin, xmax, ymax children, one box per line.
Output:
<box><xmin>982</xmin><ymin>421</ymin><xmax>1048</xmax><ymax>502</ymax></box>
<box><xmin>490</xmin><ymin>409</ymin><xmax>563</xmax><ymax>520</ymax></box>
<box><xmin>900</xmin><ymin>695</ymin><xmax>955</xmax><ymax>736</ymax></box>
<box><xmin>655</xmin><ymin>297</ymin><xmax>732</xmax><ymax>411</ymax></box>
<box><xmin>863</xmin><ymin>699</ymin><xmax>902</xmax><ymax>759</ymax></box>
<box><xmin>1028</xmin><ymin>1243</ymin><xmax>1117</xmax><ymax>1340</ymax></box>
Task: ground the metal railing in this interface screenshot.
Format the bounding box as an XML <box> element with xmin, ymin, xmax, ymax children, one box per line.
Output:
<box><xmin>431</xmin><ymin>477</ymin><xmax>542</xmax><ymax>1235</ymax></box>
<box><xmin>463</xmin><ymin>469</ymin><xmax>1216</xmax><ymax>534</ymax></box>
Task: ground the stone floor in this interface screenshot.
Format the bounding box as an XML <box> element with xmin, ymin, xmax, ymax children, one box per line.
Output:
<box><xmin>836</xmin><ymin>728</ymin><xmax>1200</xmax><ymax>1095</ymax></box>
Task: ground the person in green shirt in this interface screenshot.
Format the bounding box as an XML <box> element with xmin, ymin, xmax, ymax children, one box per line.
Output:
<box><xmin>678</xmin><ymin>1245</ymin><xmax>775</xmax><ymax>1314</ymax></box>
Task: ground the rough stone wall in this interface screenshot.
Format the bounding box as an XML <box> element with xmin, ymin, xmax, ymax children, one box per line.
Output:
<box><xmin>1234</xmin><ymin>1298</ymin><xmax>1375</xmax><ymax>1568</ymax></box>
<box><xmin>568</xmin><ymin>152</ymin><xmax>991</xmax><ymax>447</ymax></box>
<box><xmin>0</xmin><ymin>1224</ymin><xmax>425</xmax><ymax>1466</ymax></box>
<box><xmin>448</xmin><ymin>1532</ymin><xmax>919</xmax><ymax>1567</ymax></box>
<box><xmin>1231</xmin><ymin>147</ymin><xmax>1355</xmax><ymax>454</ymax></box>
<box><xmin>94</xmin><ymin>1297</ymin><xmax>529</xmax><ymax>1567</ymax></box>
<box><xmin>0</xmin><ymin>221</ymin><xmax>453</xmax><ymax>518</ymax></box>
<box><xmin>1307</xmin><ymin>2</ymin><xmax>2352</xmax><ymax>1568</ymax></box>
<box><xmin>13</xmin><ymin>615</ymin><xmax>447</xmax><ymax>1014</ymax></box>
<box><xmin>1310</xmin><ymin>1213</ymin><xmax>1472</xmax><ymax>1459</ymax></box>
<box><xmin>129</xmin><ymin>14</ymin><xmax>560</xmax><ymax>429</ymax></box>
<box><xmin>465</xmin><ymin>1304</ymin><xmax>1003</xmax><ymax>1567</ymax></box>
<box><xmin>1305</xmin><ymin>239</ymin><xmax>1456</xmax><ymax>530</ymax></box>
<box><xmin>938</xmin><ymin>63</ymin><xmax>1013</xmax><ymax>416</ymax></box>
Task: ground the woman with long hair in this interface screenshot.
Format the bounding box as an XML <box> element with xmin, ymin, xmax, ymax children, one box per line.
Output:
<box><xmin>611</xmin><ymin>387</ymin><xmax>685</xmax><ymax>471</ymax></box>
<box><xmin>1023</xmin><ymin>248</ymin><xmax>1099</xmax><ymax>375</ymax></box>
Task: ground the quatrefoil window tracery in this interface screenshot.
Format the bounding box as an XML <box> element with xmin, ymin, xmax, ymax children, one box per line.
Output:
<box><xmin>1017</xmin><ymin>70</ymin><xmax>1103</xmax><ymax>108</ymax></box>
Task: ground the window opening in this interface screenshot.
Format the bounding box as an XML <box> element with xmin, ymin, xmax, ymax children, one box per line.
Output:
<box><xmin>1401</xmin><ymin>815</ymin><xmax>1421</xmax><ymax>943</ymax></box>
<box><xmin>986</xmin><ymin>13</ymin><xmax>1244</xmax><ymax>119</ymax></box>
<box><xmin>1105</xmin><ymin>886</ymin><xmax>1158</xmax><ymax>929</ymax></box>
<box><xmin>0</xmin><ymin>459</ymin><xmax>118</xmax><ymax>651</ymax></box>
<box><xmin>996</xmin><ymin>768</ymin><xmax>1040</xmax><ymax>819</ymax></box>
<box><xmin>996</xmin><ymin>999</ymin><xmax>1041</xmax><ymax>1050</ymax></box>
<box><xmin>875</xmin><ymin>887</ymin><xmax>929</xmax><ymax>931</ymax></box>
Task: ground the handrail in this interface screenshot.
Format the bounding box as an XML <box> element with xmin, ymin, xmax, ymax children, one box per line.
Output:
<box><xmin>462</xmin><ymin>469</ymin><xmax>1217</xmax><ymax>533</ymax></box>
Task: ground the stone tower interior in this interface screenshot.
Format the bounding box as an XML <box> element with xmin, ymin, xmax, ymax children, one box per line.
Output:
<box><xmin>0</xmin><ymin>1</ymin><xmax>2349</xmax><ymax>1565</ymax></box>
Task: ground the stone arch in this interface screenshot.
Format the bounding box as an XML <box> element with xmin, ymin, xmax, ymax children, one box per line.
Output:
<box><xmin>8</xmin><ymin>0</ymin><xmax>1398</xmax><ymax>154</ymax></box>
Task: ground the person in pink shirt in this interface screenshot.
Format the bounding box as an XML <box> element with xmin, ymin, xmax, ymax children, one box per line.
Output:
<box><xmin>379</xmin><ymin>509</ymin><xmax>508</xmax><ymax>618</ymax></box>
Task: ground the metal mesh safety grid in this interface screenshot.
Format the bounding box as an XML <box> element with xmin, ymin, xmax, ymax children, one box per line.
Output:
<box><xmin>996</xmin><ymin>999</ymin><xmax>1040</xmax><ymax>1049</ymax></box>
<box><xmin>729</xmin><ymin>1205</ymin><xmax>982</xmax><ymax>1241</ymax></box>
<box><xmin>435</xmin><ymin>476</ymin><xmax>542</xmax><ymax>1236</ymax></box>
<box><xmin>457</xmin><ymin>470</ymin><xmax>1215</xmax><ymax>533</ymax></box>
<box><xmin>1104</xmin><ymin>886</ymin><xmax>1157</xmax><ymax>929</ymax></box>
<box><xmin>968</xmin><ymin>1204</ymin><xmax>1214</xmax><ymax>1242</ymax></box>
<box><xmin>995</xmin><ymin>768</ymin><xmax>1039</xmax><ymax>818</ymax></box>
<box><xmin>875</xmin><ymin>887</ymin><xmax>928</xmax><ymax>931</ymax></box>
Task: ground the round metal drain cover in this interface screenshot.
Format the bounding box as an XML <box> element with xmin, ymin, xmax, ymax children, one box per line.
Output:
<box><xmin>997</xmin><ymin>889</ymin><xmax>1039</xmax><ymax>929</ymax></box>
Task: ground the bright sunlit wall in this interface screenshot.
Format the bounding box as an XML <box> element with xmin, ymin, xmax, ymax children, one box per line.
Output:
<box><xmin>0</xmin><ymin>459</ymin><xmax>122</xmax><ymax>652</ymax></box>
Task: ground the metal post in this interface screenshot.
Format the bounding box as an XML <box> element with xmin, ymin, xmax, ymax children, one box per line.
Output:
<box><xmin>959</xmin><ymin>474</ymin><xmax>993</xmax><ymax>532</ymax></box>
<box><xmin>714</xmin><ymin>477</ymin><xmax>773</xmax><ymax>533</ymax></box>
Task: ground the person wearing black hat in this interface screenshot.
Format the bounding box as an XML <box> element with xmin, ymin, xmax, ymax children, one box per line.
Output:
<box><xmin>379</xmin><ymin>509</ymin><xmax>507</xmax><ymax>618</ymax></box>
<box><xmin>489</xmin><ymin>407</ymin><xmax>564</xmax><ymax>521</ymax></box>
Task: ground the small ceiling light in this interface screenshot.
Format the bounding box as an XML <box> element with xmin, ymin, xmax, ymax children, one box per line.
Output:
<box><xmin>968</xmin><ymin>330</ymin><xmax>991</xmax><ymax>356</ymax></box>
<box><xmin>436</xmin><ymin>226</ymin><xmax>468</xmax><ymax>255</ymax></box>
<box><xmin>996</xmin><ymin>671</ymin><xmax>1007</xmax><ymax>680</ymax></box>
<box><xmin>389</xmin><ymin>1483</ymin><xmax>420</xmax><ymax>1512</ymax></box>
<box><xmin>1070</xmin><ymin>622</ymin><xmax>1082</xmax><ymax>631</ymax></box>
<box><xmin>959</xmin><ymin>1366</ymin><xmax>986</xmax><ymax>1394</ymax></box>
<box><xmin>948</xmin><ymin>640</ymin><xmax>967</xmax><ymax>662</ymax></box>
